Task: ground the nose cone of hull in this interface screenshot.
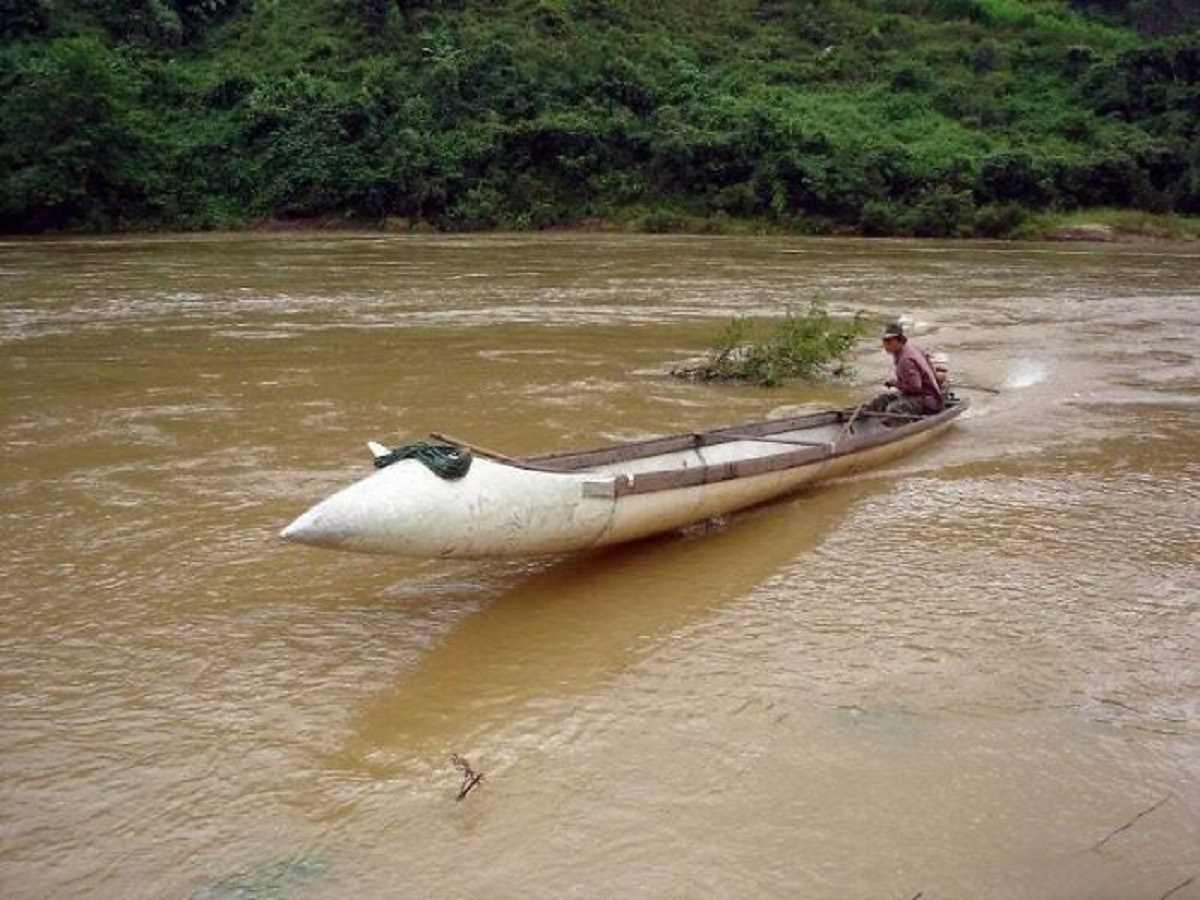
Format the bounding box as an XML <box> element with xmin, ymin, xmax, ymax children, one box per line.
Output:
<box><xmin>280</xmin><ymin>504</ymin><xmax>360</xmax><ymax>551</ymax></box>
<box><xmin>278</xmin><ymin>460</ymin><xmax>450</xmax><ymax>556</ymax></box>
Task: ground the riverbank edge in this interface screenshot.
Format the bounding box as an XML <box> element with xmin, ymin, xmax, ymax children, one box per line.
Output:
<box><xmin>199</xmin><ymin>207</ymin><xmax>1200</xmax><ymax>243</ymax></box>
<box><xmin>4</xmin><ymin>208</ymin><xmax>1197</xmax><ymax>244</ymax></box>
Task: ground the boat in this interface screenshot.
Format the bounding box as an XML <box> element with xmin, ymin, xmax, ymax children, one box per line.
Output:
<box><xmin>280</xmin><ymin>399</ymin><xmax>968</xmax><ymax>558</ymax></box>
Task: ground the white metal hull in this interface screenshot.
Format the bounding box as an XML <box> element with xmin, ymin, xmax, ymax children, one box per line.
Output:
<box><xmin>281</xmin><ymin>407</ymin><xmax>961</xmax><ymax>559</ymax></box>
<box><xmin>281</xmin><ymin>458</ymin><xmax>615</xmax><ymax>557</ymax></box>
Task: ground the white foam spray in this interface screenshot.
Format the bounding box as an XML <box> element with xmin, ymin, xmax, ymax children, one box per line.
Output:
<box><xmin>1004</xmin><ymin>358</ymin><xmax>1047</xmax><ymax>390</ymax></box>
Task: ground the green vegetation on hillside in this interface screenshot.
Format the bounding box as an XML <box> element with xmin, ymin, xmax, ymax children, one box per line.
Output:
<box><xmin>1</xmin><ymin>0</ymin><xmax>1197</xmax><ymax>235</ymax></box>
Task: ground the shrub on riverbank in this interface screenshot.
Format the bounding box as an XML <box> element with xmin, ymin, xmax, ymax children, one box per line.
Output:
<box><xmin>1</xmin><ymin>1</ymin><xmax>1198</xmax><ymax>235</ymax></box>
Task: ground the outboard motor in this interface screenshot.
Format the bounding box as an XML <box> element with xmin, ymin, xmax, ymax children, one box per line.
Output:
<box><xmin>928</xmin><ymin>351</ymin><xmax>957</xmax><ymax>404</ymax></box>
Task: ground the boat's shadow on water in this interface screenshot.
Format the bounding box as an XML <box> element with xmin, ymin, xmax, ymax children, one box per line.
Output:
<box><xmin>329</xmin><ymin>478</ymin><xmax>888</xmax><ymax>778</ymax></box>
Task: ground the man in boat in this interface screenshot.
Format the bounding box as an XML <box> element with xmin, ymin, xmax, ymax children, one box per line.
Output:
<box><xmin>866</xmin><ymin>321</ymin><xmax>944</xmax><ymax>418</ymax></box>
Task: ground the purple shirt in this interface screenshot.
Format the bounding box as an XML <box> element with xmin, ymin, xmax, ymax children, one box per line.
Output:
<box><xmin>892</xmin><ymin>342</ymin><xmax>944</xmax><ymax>412</ymax></box>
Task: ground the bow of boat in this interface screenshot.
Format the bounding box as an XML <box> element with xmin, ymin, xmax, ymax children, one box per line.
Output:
<box><xmin>280</xmin><ymin>456</ymin><xmax>617</xmax><ymax>557</ymax></box>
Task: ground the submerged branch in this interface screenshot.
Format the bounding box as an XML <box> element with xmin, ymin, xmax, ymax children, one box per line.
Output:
<box><xmin>1091</xmin><ymin>796</ymin><xmax>1169</xmax><ymax>851</ymax></box>
<box><xmin>450</xmin><ymin>753</ymin><xmax>484</xmax><ymax>801</ymax></box>
<box><xmin>1160</xmin><ymin>875</ymin><xmax>1195</xmax><ymax>900</ymax></box>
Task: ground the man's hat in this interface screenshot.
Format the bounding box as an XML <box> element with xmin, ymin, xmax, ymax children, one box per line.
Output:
<box><xmin>881</xmin><ymin>321</ymin><xmax>906</xmax><ymax>340</ymax></box>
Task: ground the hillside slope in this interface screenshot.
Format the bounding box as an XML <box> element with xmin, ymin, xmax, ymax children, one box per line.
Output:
<box><xmin>1</xmin><ymin>0</ymin><xmax>1197</xmax><ymax>235</ymax></box>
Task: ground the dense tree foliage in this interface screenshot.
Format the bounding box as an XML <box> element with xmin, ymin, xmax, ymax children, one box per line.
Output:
<box><xmin>1</xmin><ymin>0</ymin><xmax>1196</xmax><ymax>234</ymax></box>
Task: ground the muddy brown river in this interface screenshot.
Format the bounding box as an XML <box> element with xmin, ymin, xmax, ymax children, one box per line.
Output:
<box><xmin>2</xmin><ymin>234</ymin><xmax>1197</xmax><ymax>899</ymax></box>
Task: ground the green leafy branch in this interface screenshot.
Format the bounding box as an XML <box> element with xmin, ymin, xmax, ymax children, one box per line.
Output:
<box><xmin>673</xmin><ymin>301</ymin><xmax>870</xmax><ymax>387</ymax></box>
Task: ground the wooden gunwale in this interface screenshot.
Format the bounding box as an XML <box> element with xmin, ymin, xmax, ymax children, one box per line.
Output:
<box><xmin>613</xmin><ymin>444</ymin><xmax>828</xmax><ymax>496</ymax></box>
<box><xmin>437</xmin><ymin>403</ymin><xmax>965</xmax><ymax>491</ymax></box>
<box><xmin>524</xmin><ymin>409</ymin><xmax>841</xmax><ymax>472</ymax></box>
<box><xmin>609</xmin><ymin>402</ymin><xmax>966</xmax><ymax>497</ymax></box>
